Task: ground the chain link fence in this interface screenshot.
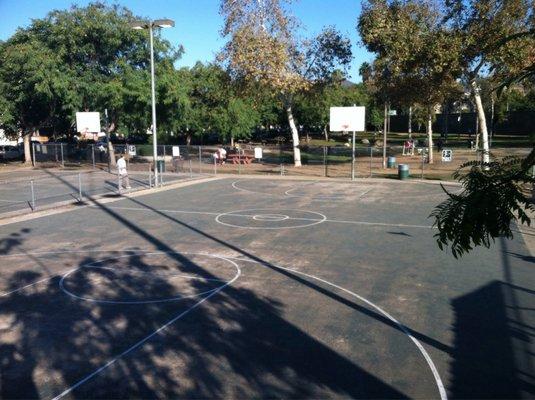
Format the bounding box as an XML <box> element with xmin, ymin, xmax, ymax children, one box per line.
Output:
<box><xmin>30</xmin><ymin>142</ymin><xmax>530</xmax><ymax>181</ymax></box>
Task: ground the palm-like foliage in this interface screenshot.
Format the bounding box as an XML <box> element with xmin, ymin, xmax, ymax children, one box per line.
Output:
<box><xmin>431</xmin><ymin>149</ymin><xmax>535</xmax><ymax>257</ymax></box>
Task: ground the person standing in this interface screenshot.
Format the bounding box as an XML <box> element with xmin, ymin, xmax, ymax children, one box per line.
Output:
<box><xmin>117</xmin><ymin>154</ymin><xmax>131</xmax><ymax>191</ymax></box>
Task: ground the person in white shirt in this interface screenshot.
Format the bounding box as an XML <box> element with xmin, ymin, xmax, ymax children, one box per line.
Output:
<box><xmin>219</xmin><ymin>147</ymin><xmax>227</xmax><ymax>164</ymax></box>
<box><xmin>117</xmin><ymin>154</ymin><xmax>131</xmax><ymax>190</ymax></box>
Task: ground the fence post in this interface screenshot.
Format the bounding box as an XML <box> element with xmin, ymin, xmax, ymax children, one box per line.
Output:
<box><xmin>159</xmin><ymin>161</ymin><xmax>164</xmax><ymax>186</ymax></box>
<box><xmin>30</xmin><ymin>180</ymin><xmax>35</xmax><ymax>211</ymax></box>
<box><xmin>369</xmin><ymin>147</ymin><xmax>373</xmax><ymax>178</ymax></box>
<box><xmin>213</xmin><ymin>156</ymin><xmax>217</xmax><ymax>175</ymax></box>
<box><xmin>198</xmin><ymin>146</ymin><xmax>202</xmax><ymax>174</ymax></box>
<box><xmin>60</xmin><ymin>143</ymin><xmax>64</xmax><ymax>167</ymax></box>
<box><xmin>421</xmin><ymin>149</ymin><xmax>425</xmax><ymax>179</ymax></box>
<box><xmin>189</xmin><ymin>158</ymin><xmax>193</xmax><ymax>178</ymax></box>
<box><xmin>148</xmin><ymin>163</ymin><xmax>152</xmax><ymax>188</ymax></box>
<box><xmin>91</xmin><ymin>145</ymin><xmax>95</xmax><ymax>169</ymax></box>
<box><xmin>351</xmin><ymin>131</ymin><xmax>356</xmax><ymax>181</ymax></box>
<box><xmin>323</xmin><ymin>146</ymin><xmax>327</xmax><ymax>177</ymax></box>
<box><xmin>32</xmin><ymin>142</ymin><xmax>36</xmax><ymax>167</ymax></box>
<box><xmin>78</xmin><ymin>173</ymin><xmax>83</xmax><ymax>202</ymax></box>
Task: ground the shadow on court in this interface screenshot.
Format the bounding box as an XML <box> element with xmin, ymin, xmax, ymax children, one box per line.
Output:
<box><xmin>0</xmin><ymin>171</ymin><xmax>533</xmax><ymax>398</ymax></box>
<box><xmin>0</xmin><ymin>172</ymin><xmax>408</xmax><ymax>398</ymax></box>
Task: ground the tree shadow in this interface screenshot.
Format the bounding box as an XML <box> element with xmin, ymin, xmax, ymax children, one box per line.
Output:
<box><xmin>449</xmin><ymin>238</ymin><xmax>535</xmax><ymax>398</ymax></box>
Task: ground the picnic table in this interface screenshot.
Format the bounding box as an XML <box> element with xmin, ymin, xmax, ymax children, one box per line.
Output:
<box><xmin>226</xmin><ymin>153</ymin><xmax>254</xmax><ymax>164</ymax></box>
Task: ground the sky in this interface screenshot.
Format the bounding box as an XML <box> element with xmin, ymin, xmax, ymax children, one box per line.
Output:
<box><xmin>0</xmin><ymin>0</ymin><xmax>373</xmax><ymax>82</ymax></box>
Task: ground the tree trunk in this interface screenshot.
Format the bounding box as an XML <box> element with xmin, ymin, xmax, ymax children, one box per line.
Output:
<box><xmin>472</xmin><ymin>81</ymin><xmax>490</xmax><ymax>164</ymax></box>
<box><xmin>186</xmin><ymin>133</ymin><xmax>191</xmax><ymax>146</ymax></box>
<box><xmin>23</xmin><ymin>133</ymin><xmax>32</xmax><ymax>165</ymax></box>
<box><xmin>427</xmin><ymin>108</ymin><xmax>434</xmax><ymax>164</ymax></box>
<box><xmin>382</xmin><ymin>102</ymin><xmax>387</xmax><ymax>168</ymax></box>
<box><xmin>286</xmin><ymin>104</ymin><xmax>301</xmax><ymax>167</ymax></box>
<box><xmin>323</xmin><ymin>125</ymin><xmax>329</xmax><ymax>141</ymax></box>
<box><xmin>107</xmin><ymin>139</ymin><xmax>116</xmax><ymax>167</ymax></box>
<box><xmin>230</xmin><ymin>134</ymin><xmax>234</xmax><ymax>147</ymax></box>
<box><xmin>408</xmin><ymin>106</ymin><xmax>412</xmax><ymax>138</ymax></box>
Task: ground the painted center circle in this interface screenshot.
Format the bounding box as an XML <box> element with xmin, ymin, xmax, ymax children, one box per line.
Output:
<box><xmin>215</xmin><ymin>208</ymin><xmax>327</xmax><ymax>229</ymax></box>
<box><xmin>59</xmin><ymin>252</ymin><xmax>239</xmax><ymax>304</ymax></box>
<box><xmin>252</xmin><ymin>214</ymin><xmax>289</xmax><ymax>221</ymax></box>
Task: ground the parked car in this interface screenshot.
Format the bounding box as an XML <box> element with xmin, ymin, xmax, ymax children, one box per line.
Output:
<box><xmin>0</xmin><ymin>145</ymin><xmax>22</xmax><ymax>161</ymax></box>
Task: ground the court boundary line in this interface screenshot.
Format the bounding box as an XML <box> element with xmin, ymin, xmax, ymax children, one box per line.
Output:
<box><xmin>59</xmin><ymin>252</ymin><xmax>240</xmax><ymax>305</ymax></box>
<box><xmin>225</xmin><ymin>255</ymin><xmax>448</xmax><ymax>400</ymax></box>
<box><xmin>94</xmin><ymin>205</ymin><xmax>434</xmax><ymax>229</ymax></box>
<box><xmin>232</xmin><ymin>179</ymin><xmax>462</xmax><ymax>201</ymax></box>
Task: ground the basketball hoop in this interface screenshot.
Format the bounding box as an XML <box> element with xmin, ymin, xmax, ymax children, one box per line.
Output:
<box><xmin>341</xmin><ymin>124</ymin><xmax>350</xmax><ymax>131</ymax></box>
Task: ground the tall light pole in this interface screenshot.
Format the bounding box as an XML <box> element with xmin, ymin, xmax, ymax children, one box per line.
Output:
<box><xmin>131</xmin><ymin>19</ymin><xmax>174</xmax><ymax>186</ymax></box>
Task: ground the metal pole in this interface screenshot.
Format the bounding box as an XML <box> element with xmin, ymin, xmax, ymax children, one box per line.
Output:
<box><xmin>32</xmin><ymin>142</ymin><xmax>36</xmax><ymax>167</ymax></box>
<box><xmin>198</xmin><ymin>146</ymin><xmax>202</xmax><ymax>174</ymax></box>
<box><xmin>351</xmin><ymin>131</ymin><xmax>356</xmax><ymax>181</ymax></box>
<box><xmin>149</xmin><ymin>23</ymin><xmax>159</xmax><ymax>186</ymax></box>
<box><xmin>78</xmin><ymin>173</ymin><xmax>82</xmax><ymax>202</ymax></box>
<box><xmin>30</xmin><ymin>180</ymin><xmax>35</xmax><ymax>211</ymax></box>
<box><xmin>408</xmin><ymin>106</ymin><xmax>412</xmax><ymax>137</ymax></box>
<box><xmin>421</xmin><ymin>150</ymin><xmax>425</xmax><ymax>179</ymax></box>
<box><xmin>189</xmin><ymin>158</ymin><xmax>192</xmax><ymax>178</ymax></box>
<box><xmin>60</xmin><ymin>143</ymin><xmax>64</xmax><ymax>167</ymax></box>
<box><xmin>369</xmin><ymin>146</ymin><xmax>373</xmax><ymax>178</ymax></box>
<box><xmin>105</xmin><ymin>108</ymin><xmax>111</xmax><ymax>173</ymax></box>
<box><xmin>383</xmin><ymin>102</ymin><xmax>388</xmax><ymax>169</ymax></box>
<box><xmin>159</xmin><ymin>161</ymin><xmax>164</xmax><ymax>186</ymax></box>
<box><xmin>91</xmin><ymin>145</ymin><xmax>95</xmax><ymax>169</ymax></box>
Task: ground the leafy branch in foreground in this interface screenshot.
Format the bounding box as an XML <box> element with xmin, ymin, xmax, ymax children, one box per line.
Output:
<box><xmin>431</xmin><ymin>149</ymin><xmax>535</xmax><ymax>258</ymax></box>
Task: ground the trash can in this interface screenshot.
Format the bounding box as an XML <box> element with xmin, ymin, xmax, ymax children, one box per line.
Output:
<box><xmin>398</xmin><ymin>164</ymin><xmax>409</xmax><ymax>180</ymax></box>
<box><xmin>156</xmin><ymin>159</ymin><xmax>165</xmax><ymax>173</ymax></box>
<box><xmin>387</xmin><ymin>156</ymin><xmax>396</xmax><ymax>168</ymax></box>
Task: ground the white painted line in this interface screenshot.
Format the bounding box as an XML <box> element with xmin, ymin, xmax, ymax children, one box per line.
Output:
<box><xmin>215</xmin><ymin>208</ymin><xmax>327</xmax><ymax>230</ymax></box>
<box><xmin>94</xmin><ymin>206</ymin><xmax>433</xmax><ymax>230</ymax></box>
<box><xmin>0</xmin><ymin>249</ymin><xmax>148</xmax><ymax>258</ymax></box>
<box><xmin>224</xmin><ymin>256</ymin><xmax>447</xmax><ymax>400</ymax></box>
<box><xmin>232</xmin><ymin>179</ymin><xmax>460</xmax><ymax>202</ymax></box>
<box><xmin>89</xmin><ymin>205</ymin><xmax>221</xmax><ymax>216</ymax></box>
<box><xmin>52</xmin><ymin>255</ymin><xmax>241</xmax><ymax>400</ymax></box>
<box><xmin>0</xmin><ymin>275</ymin><xmax>57</xmax><ymax>297</ymax></box>
<box><xmin>59</xmin><ymin>252</ymin><xmax>240</xmax><ymax>305</ymax></box>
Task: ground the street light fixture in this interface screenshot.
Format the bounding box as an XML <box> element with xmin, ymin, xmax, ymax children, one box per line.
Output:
<box><xmin>131</xmin><ymin>18</ymin><xmax>175</xmax><ymax>186</ymax></box>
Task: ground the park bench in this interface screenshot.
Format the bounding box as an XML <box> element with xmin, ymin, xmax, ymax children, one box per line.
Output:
<box><xmin>226</xmin><ymin>153</ymin><xmax>254</xmax><ymax>164</ymax></box>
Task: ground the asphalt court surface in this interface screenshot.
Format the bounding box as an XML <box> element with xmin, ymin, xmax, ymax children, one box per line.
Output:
<box><xmin>0</xmin><ymin>177</ymin><xmax>533</xmax><ymax>399</ymax></box>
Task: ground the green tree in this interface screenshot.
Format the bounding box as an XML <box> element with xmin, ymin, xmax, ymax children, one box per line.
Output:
<box><xmin>432</xmin><ymin>152</ymin><xmax>534</xmax><ymax>257</ymax></box>
<box><xmin>0</xmin><ymin>2</ymin><xmax>182</xmax><ymax>164</ymax></box>
<box><xmin>294</xmin><ymin>73</ymin><xmax>369</xmax><ymax>140</ymax></box>
<box><xmin>219</xmin><ymin>0</ymin><xmax>352</xmax><ymax>166</ymax></box>
<box><xmin>443</xmin><ymin>0</ymin><xmax>533</xmax><ymax>164</ymax></box>
<box><xmin>359</xmin><ymin>0</ymin><xmax>462</xmax><ymax>163</ymax></box>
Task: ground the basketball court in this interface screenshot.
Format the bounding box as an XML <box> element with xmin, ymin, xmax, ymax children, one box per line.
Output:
<box><xmin>0</xmin><ymin>177</ymin><xmax>533</xmax><ymax>398</ymax></box>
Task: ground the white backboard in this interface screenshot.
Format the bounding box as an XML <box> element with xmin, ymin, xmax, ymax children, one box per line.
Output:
<box><xmin>329</xmin><ymin>106</ymin><xmax>365</xmax><ymax>132</ymax></box>
<box><xmin>254</xmin><ymin>147</ymin><xmax>263</xmax><ymax>159</ymax></box>
<box><xmin>76</xmin><ymin>112</ymin><xmax>101</xmax><ymax>133</ymax></box>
